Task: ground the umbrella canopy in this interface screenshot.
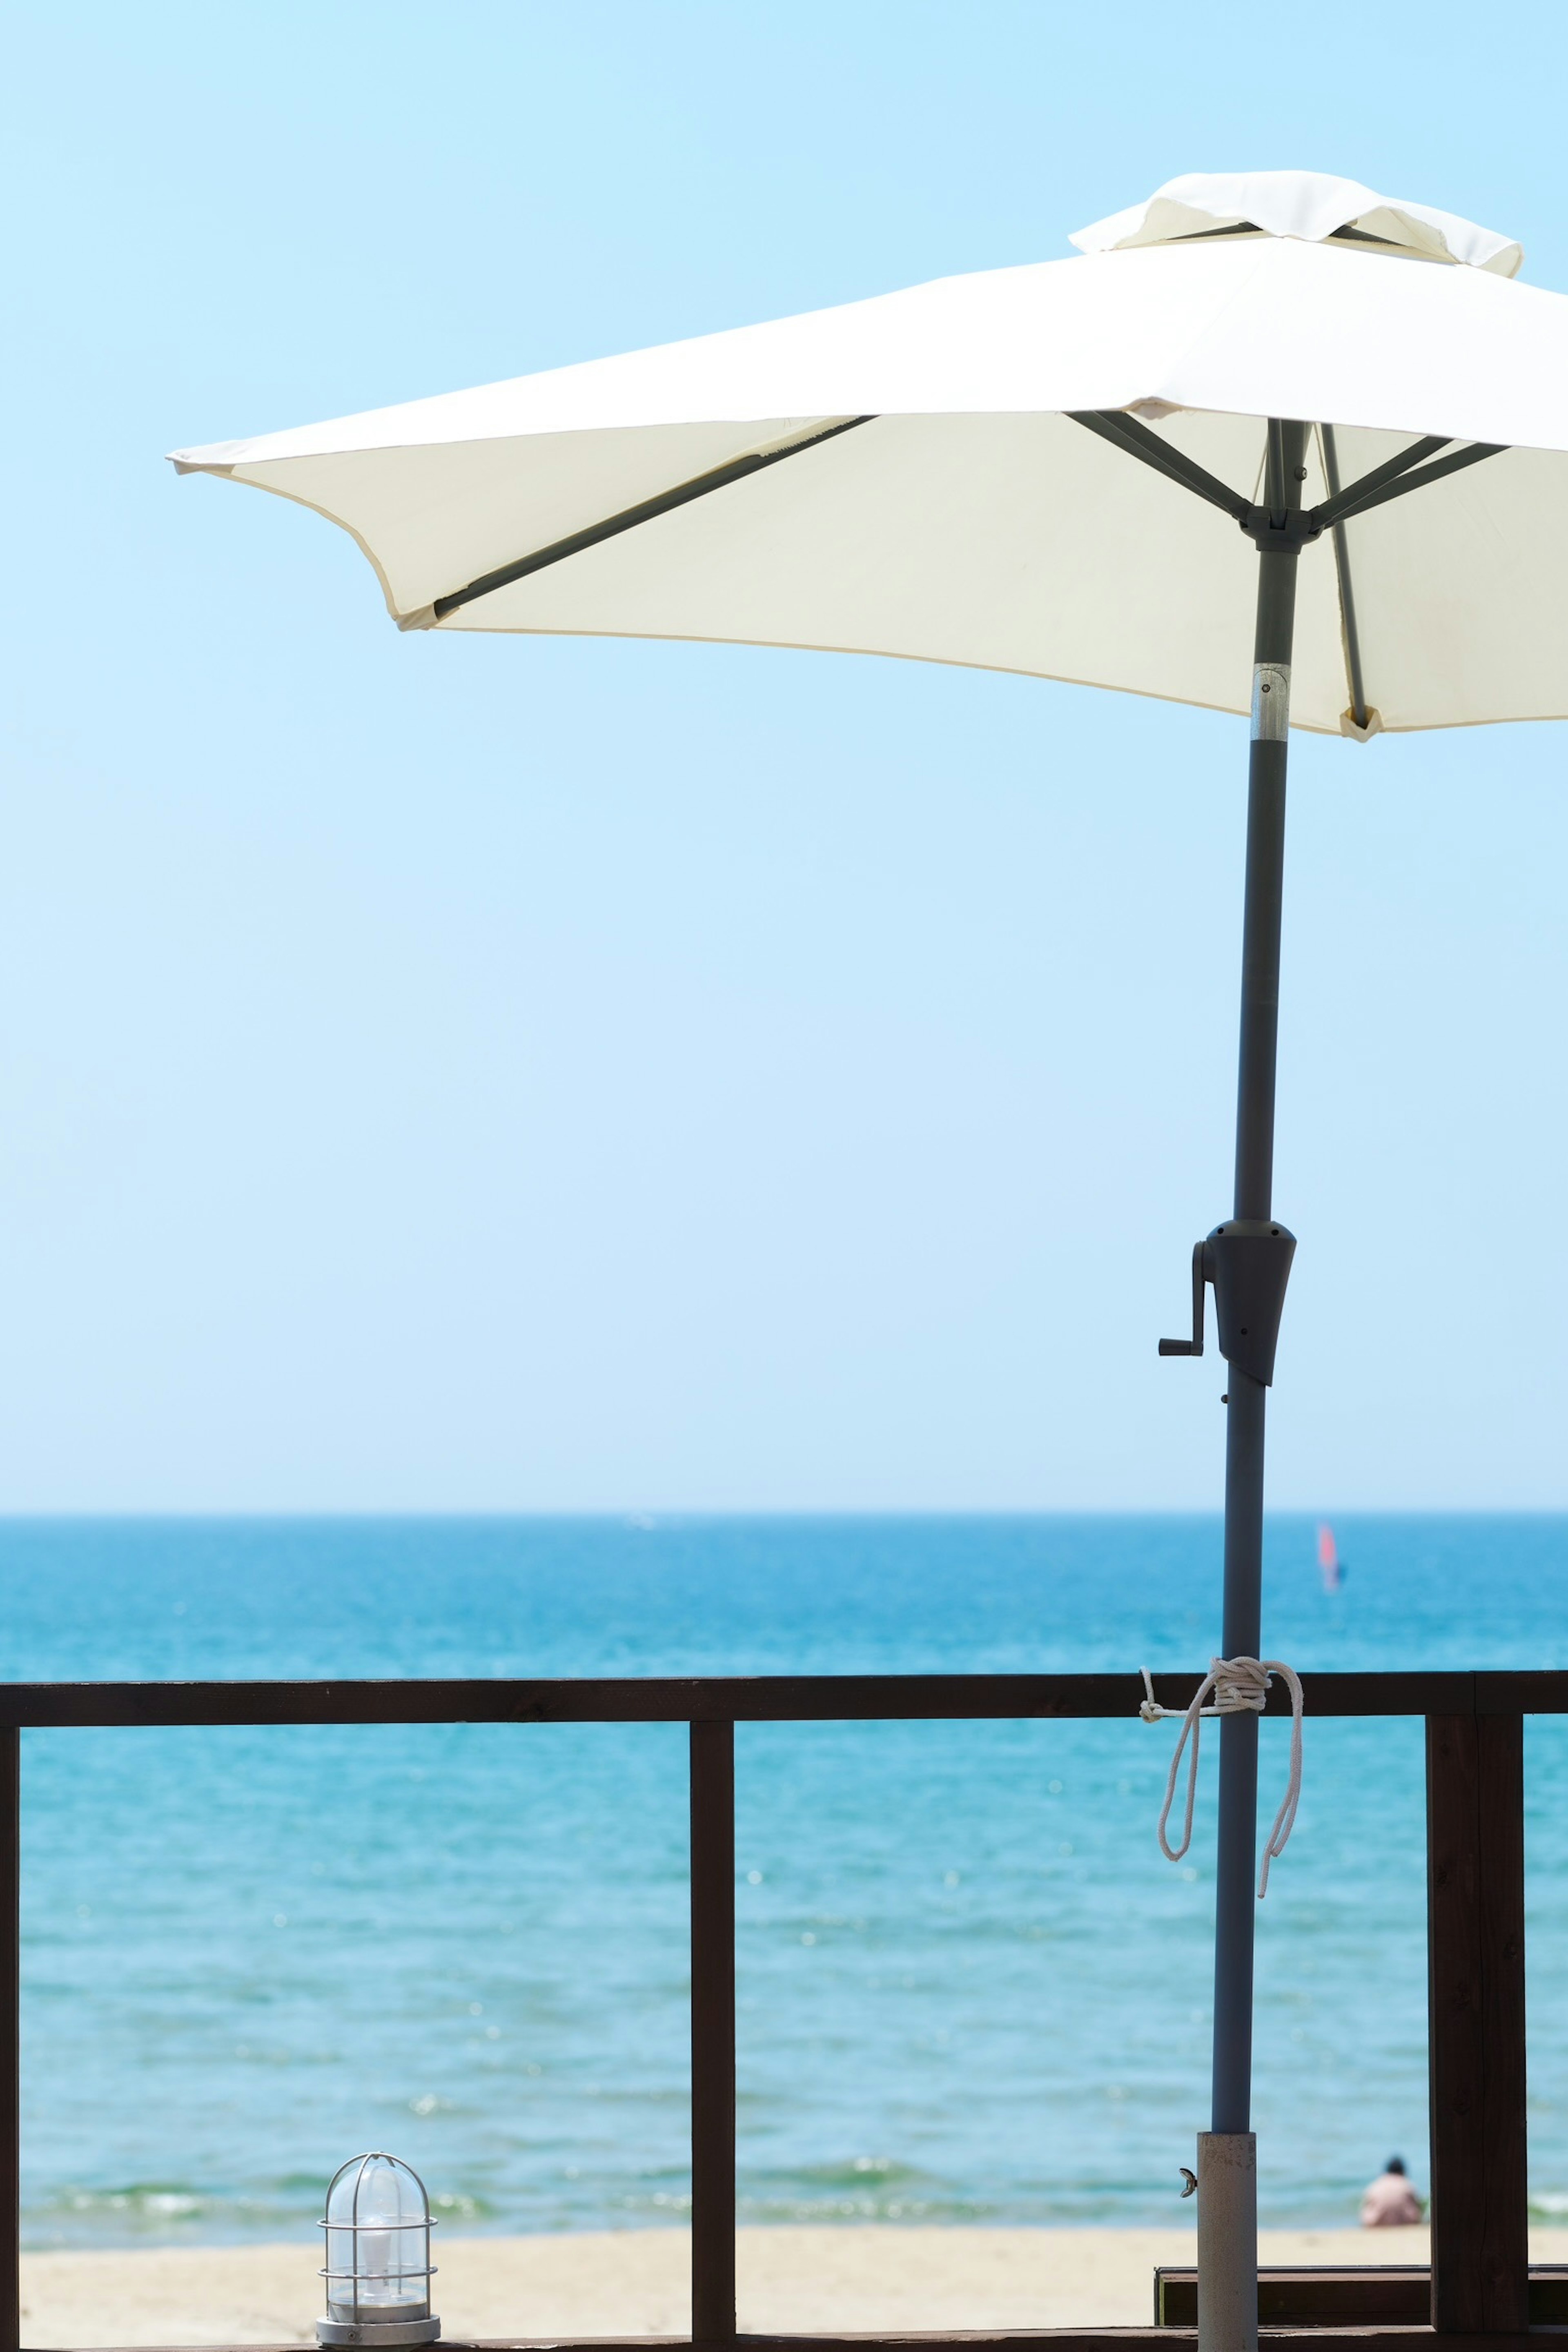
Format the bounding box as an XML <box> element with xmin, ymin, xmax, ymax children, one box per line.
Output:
<box><xmin>172</xmin><ymin>168</ymin><xmax>1566</xmax><ymax>735</ymax></box>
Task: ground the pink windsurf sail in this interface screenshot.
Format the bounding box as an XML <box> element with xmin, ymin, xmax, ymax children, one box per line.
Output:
<box><xmin>1317</xmin><ymin>1521</ymin><xmax>1342</xmax><ymax>1592</ymax></box>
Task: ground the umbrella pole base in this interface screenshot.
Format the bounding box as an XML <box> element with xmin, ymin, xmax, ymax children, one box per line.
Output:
<box><xmin>1197</xmin><ymin>2132</ymin><xmax>1257</xmax><ymax>2352</ymax></box>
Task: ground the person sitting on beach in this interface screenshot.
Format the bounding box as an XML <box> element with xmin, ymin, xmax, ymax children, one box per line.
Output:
<box><xmin>1361</xmin><ymin>2157</ymin><xmax>1423</xmax><ymax>2227</ymax></box>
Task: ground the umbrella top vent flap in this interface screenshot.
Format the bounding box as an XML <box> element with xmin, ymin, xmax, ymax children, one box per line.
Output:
<box><xmin>1070</xmin><ymin>167</ymin><xmax>1525</xmax><ymax>275</ymax></box>
<box><xmin>170</xmin><ymin>169</ymin><xmax>1568</xmax><ymax>739</ymax></box>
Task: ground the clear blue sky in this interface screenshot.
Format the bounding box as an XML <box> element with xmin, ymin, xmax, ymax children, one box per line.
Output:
<box><xmin>4</xmin><ymin>0</ymin><xmax>1566</xmax><ymax>1510</ymax></box>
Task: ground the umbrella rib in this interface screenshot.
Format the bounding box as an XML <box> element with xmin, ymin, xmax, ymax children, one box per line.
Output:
<box><xmin>430</xmin><ymin>414</ymin><xmax>875</xmax><ymax>620</ymax></box>
<box><xmin>1309</xmin><ymin>434</ymin><xmax>1454</xmax><ymax>529</ymax></box>
<box><xmin>1069</xmin><ymin>410</ymin><xmax>1251</xmax><ymax>522</ymax></box>
<box><xmin>1319</xmin><ymin>424</ymin><xmax>1369</xmax><ymax>731</ymax></box>
<box><xmin>1312</xmin><ymin>437</ymin><xmax>1505</xmax><ymax>529</ymax></box>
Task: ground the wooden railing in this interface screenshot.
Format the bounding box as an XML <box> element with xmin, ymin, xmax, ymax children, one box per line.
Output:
<box><xmin>0</xmin><ymin>1668</ymin><xmax>1553</xmax><ymax>2350</ymax></box>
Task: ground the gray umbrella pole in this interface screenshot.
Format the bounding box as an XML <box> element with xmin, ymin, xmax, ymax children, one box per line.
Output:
<box><xmin>1197</xmin><ymin>420</ymin><xmax>1305</xmax><ymax>2352</ymax></box>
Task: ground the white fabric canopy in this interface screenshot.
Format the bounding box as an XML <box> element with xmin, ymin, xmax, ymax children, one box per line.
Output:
<box><xmin>170</xmin><ymin>172</ymin><xmax>1568</xmax><ymax>736</ymax></box>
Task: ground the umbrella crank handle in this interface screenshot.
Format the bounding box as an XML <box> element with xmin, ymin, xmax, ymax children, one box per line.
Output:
<box><xmin>1158</xmin><ymin>1222</ymin><xmax>1297</xmax><ymax>1381</ymax></box>
<box><xmin>1158</xmin><ymin>1240</ymin><xmax>1214</xmax><ymax>1357</ymax></box>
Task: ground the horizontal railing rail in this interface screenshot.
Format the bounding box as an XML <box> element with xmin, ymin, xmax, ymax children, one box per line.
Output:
<box><xmin>0</xmin><ymin>1668</ymin><xmax>1555</xmax><ymax>2351</ymax></box>
<box><xmin>1</xmin><ymin>1667</ymin><xmax>1566</xmax><ymax>1726</ymax></box>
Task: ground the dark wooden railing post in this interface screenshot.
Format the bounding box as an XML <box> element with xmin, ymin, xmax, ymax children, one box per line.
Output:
<box><xmin>0</xmin><ymin>1729</ymin><xmax>18</xmax><ymax>2352</ymax></box>
<box><xmin>1426</xmin><ymin>1708</ymin><xmax>1528</xmax><ymax>2332</ymax></box>
<box><xmin>690</xmin><ymin>1719</ymin><xmax>736</xmax><ymax>2347</ymax></box>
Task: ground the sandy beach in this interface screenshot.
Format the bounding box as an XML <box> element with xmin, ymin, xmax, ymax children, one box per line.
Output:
<box><xmin>26</xmin><ymin>2223</ymin><xmax>1568</xmax><ymax>2346</ymax></box>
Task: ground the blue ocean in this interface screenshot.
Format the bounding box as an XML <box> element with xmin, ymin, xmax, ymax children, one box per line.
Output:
<box><xmin>11</xmin><ymin>1515</ymin><xmax>1568</xmax><ymax>2248</ymax></box>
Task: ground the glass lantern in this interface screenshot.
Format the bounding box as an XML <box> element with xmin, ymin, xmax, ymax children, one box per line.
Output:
<box><xmin>318</xmin><ymin>2152</ymin><xmax>440</xmax><ymax>2346</ymax></box>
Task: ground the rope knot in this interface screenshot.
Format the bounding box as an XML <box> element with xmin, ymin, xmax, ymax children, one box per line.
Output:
<box><xmin>1138</xmin><ymin>1655</ymin><xmax>1304</xmax><ymax>1897</ymax></box>
<box><xmin>1209</xmin><ymin>1655</ymin><xmax>1270</xmax><ymax>1714</ymax></box>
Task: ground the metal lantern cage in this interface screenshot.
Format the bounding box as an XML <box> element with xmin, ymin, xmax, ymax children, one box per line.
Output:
<box><xmin>318</xmin><ymin>2152</ymin><xmax>440</xmax><ymax>2347</ymax></box>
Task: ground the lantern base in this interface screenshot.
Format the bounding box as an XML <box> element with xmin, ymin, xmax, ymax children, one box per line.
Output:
<box><xmin>317</xmin><ymin>2321</ymin><xmax>440</xmax><ymax>2347</ymax></box>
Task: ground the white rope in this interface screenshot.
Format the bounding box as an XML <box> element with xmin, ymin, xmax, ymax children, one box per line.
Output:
<box><xmin>1139</xmin><ymin>1657</ymin><xmax>1304</xmax><ymax>1898</ymax></box>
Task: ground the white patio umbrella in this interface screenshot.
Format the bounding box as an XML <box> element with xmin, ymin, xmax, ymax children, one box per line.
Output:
<box><xmin>171</xmin><ymin>169</ymin><xmax>1568</xmax><ymax>2352</ymax></box>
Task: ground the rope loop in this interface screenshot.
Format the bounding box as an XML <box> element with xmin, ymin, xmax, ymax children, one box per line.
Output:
<box><xmin>1138</xmin><ymin>1657</ymin><xmax>1304</xmax><ymax>1898</ymax></box>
